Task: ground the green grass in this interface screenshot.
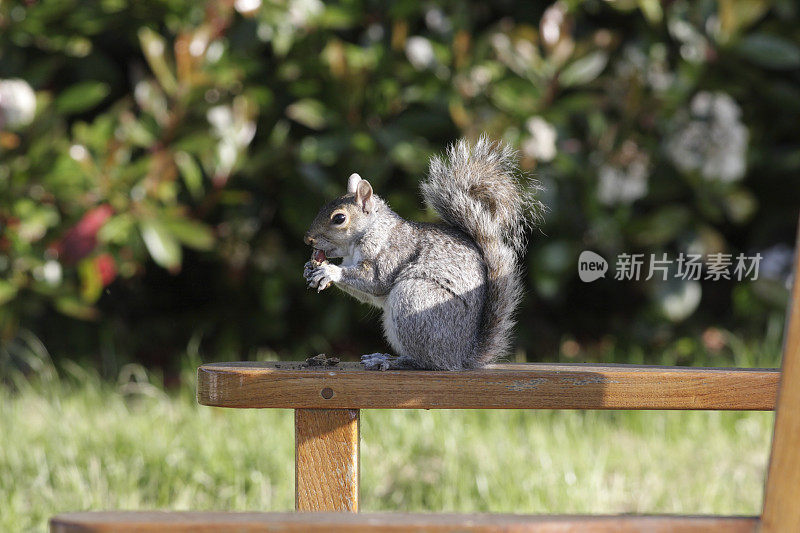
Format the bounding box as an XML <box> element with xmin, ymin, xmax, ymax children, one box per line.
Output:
<box><xmin>1</xmin><ymin>357</ymin><xmax>777</xmax><ymax>532</ymax></box>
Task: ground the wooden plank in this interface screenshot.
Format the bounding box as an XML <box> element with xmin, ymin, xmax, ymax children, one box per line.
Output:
<box><xmin>761</xmin><ymin>215</ymin><xmax>800</xmax><ymax>533</ymax></box>
<box><xmin>295</xmin><ymin>409</ymin><xmax>360</xmax><ymax>512</ymax></box>
<box><xmin>197</xmin><ymin>362</ymin><xmax>778</xmax><ymax>411</ymax></box>
<box><xmin>49</xmin><ymin>511</ymin><xmax>759</xmax><ymax>532</ymax></box>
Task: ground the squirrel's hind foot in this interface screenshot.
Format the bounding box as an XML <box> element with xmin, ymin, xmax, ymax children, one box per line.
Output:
<box><xmin>361</xmin><ymin>353</ymin><xmax>418</xmax><ymax>371</ymax></box>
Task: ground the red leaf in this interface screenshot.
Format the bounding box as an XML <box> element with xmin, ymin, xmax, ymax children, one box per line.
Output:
<box><xmin>54</xmin><ymin>204</ymin><xmax>114</xmax><ymax>264</ymax></box>
<box><xmin>94</xmin><ymin>253</ymin><xmax>117</xmax><ymax>286</ymax></box>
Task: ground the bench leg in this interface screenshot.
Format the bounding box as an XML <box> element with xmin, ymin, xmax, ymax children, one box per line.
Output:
<box><xmin>294</xmin><ymin>408</ymin><xmax>360</xmax><ymax>512</ymax></box>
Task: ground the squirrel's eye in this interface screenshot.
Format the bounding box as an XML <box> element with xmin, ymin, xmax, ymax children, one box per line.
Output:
<box><xmin>331</xmin><ymin>213</ymin><xmax>347</xmax><ymax>225</ymax></box>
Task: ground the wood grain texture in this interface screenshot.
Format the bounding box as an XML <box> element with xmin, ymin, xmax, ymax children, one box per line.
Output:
<box><xmin>760</xmin><ymin>215</ymin><xmax>800</xmax><ymax>533</ymax></box>
<box><xmin>197</xmin><ymin>362</ymin><xmax>778</xmax><ymax>410</ymax></box>
<box><xmin>295</xmin><ymin>409</ymin><xmax>360</xmax><ymax>512</ymax></box>
<box><xmin>49</xmin><ymin>512</ymin><xmax>759</xmax><ymax>532</ymax></box>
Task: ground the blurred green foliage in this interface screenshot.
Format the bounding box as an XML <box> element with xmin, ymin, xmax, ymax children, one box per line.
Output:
<box><xmin>1</xmin><ymin>0</ymin><xmax>798</xmax><ymax>373</ymax></box>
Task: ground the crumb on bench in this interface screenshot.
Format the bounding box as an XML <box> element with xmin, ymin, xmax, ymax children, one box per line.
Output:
<box><xmin>304</xmin><ymin>353</ymin><xmax>340</xmax><ymax>367</ymax></box>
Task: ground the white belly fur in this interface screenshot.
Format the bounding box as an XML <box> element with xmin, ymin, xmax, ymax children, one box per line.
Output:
<box><xmin>338</xmin><ymin>247</ymin><xmax>401</xmax><ymax>353</ymax></box>
<box><xmin>381</xmin><ymin>295</ymin><xmax>404</xmax><ymax>356</ymax></box>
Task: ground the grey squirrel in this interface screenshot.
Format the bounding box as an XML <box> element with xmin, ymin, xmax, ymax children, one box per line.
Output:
<box><xmin>303</xmin><ymin>135</ymin><xmax>542</xmax><ymax>370</ymax></box>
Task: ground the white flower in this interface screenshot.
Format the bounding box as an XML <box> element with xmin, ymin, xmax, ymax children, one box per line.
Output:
<box><xmin>658</xmin><ymin>279</ymin><xmax>702</xmax><ymax>322</ymax></box>
<box><xmin>207</xmin><ymin>105</ymin><xmax>233</xmax><ymax>133</ymax></box>
<box><xmin>540</xmin><ymin>2</ymin><xmax>567</xmax><ymax>47</ymax></box>
<box><xmin>69</xmin><ymin>144</ymin><xmax>89</xmax><ymax>161</ymax></box>
<box><xmin>666</xmin><ymin>91</ymin><xmax>748</xmax><ymax>183</ymax></box>
<box><xmin>597</xmin><ymin>163</ymin><xmax>647</xmax><ymax>205</ymax></box>
<box><xmin>597</xmin><ymin>145</ymin><xmax>650</xmax><ymax>205</ymax></box>
<box><xmin>189</xmin><ymin>29</ymin><xmax>210</xmax><ymax>57</ymax></box>
<box><xmin>218</xmin><ymin>142</ymin><xmax>238</xmax><ymax>174</ymax></box>
<box><xmin>234</xmin><ymin>0</ymin><xmax>261</xmax><ymax>15</ymax></box>
<box><xmin>33</xmin><ymin>259</ymin><xmax>63</xmax><ymax>286</ymax></box>
<box><xmin>0</xmin><ymin>78</ymin><xmax>36</xmax><ymax>130</ymax></box>
<box><xmin>288</xmin><ymin>0</ymin><xmax>323</xmax><ymax>27</ymax></box>
<box><xmin>208</xmin><ymin>105</ymin><xmax>256</xmax><ymax>147</ymax></box>
<box><xmin>425</xmin><ymin>8</ymin><xmax>451</xmax><ymax>34</ymax></box>
<box><xmin>207</xmin><ymin>101</ymin><xmax>256</xmax><ymax>179</ymax></box>
<box><xmin>405</xmin><ymin>36</ymin><xmax>435</xmax><ymax>70</ymax></box>
<box><xmin>43</xmin><ymin>260</ymin><xmax>62</xmax><ymax>286</ymax></box>
<box><xmin>236</xmin><ymin>121</ymin><xmax>256</xmax><ymax>147</ymax></box>
<box><xmin>522</xmin><ymin>117</ymin><xmax>557</xmax><ymax>162</ymax></box>
<box><xmin>668</xmin><ymin>18</ymin><xmax>708</xmax><ymax>64</ymax></box>
<box><xmin>206</xmin><ymin>41</ymin><xmax>225</xmax><ymax>63</ymax></box>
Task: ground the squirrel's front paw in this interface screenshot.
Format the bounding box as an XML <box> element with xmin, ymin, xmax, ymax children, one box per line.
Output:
<box><xmin>304</xmin><ymin>261</ymin><xmax>342</xmax><ymax>292</ymax></box>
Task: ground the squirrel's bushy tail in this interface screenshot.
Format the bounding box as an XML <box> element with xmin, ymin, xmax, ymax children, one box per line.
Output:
<box><xmin>421</xmin><ymin>135</ymin><xmax>542</xmax><ymax>366</ymax></box>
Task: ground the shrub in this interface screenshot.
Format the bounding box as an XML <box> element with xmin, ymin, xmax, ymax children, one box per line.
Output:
<box><xmin>1</xmin><ymin>0</ymin><xmax>798</xmax><ymax>370</ymax></box>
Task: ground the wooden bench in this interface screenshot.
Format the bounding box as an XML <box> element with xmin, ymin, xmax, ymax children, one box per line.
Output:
<box><xmin>51</xmin><ymin>225</ymin><xmax>800</xmax><ymax>532</ymax></box>
<box><xmin>50</xmin><ymin>357</ymin><xmax>799</xmax><ymax>530</ymax></box>
<box><xmin>190</xmin><ymin>361</ymin><xmax>782</xmax><ymax>514</ymax></box>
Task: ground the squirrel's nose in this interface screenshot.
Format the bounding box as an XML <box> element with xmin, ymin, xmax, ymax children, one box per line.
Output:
<box><xmin>304</xmin><ymin>234</ymin><xmax>314</xmax><ymax>246</ymax></box>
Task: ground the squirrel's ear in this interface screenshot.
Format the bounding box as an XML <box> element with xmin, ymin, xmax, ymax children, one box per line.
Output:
<box><xmin>347</xmin><ymin>173</ymin><xmax>362</xmax><ymax>194</ymax></box>
<box><xmin>355</xmin><ymin>179</ymin><xmax>374</xmax><ymax>213</ymax></box>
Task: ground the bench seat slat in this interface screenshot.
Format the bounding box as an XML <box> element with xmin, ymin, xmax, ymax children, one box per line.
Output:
<box><xmin>196</xmin><ymin>362</ymin><xmax>778</xmax><ymax>411</ymax></box>
<box><xmin>50</xmin><ymin>512</ymin><xmax>759</xmax><ymax>532</ymax></box>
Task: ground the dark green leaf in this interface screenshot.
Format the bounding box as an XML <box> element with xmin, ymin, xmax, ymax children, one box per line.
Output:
<box><xmin>736</xmin><ymin>33</ymin><xmax>800</xmax><ymax>69</ymax></box>
<box><xmin>55</xmin><ymin>81</ymin><xmax>110</xmax><ymax>114</ymax></box>
<box><xmin>162</xmin><ymin>217</ymin><xmax>215</xmax><ymax>251</ymax></box>
<box><xmin>174</xmin><ymin>151</ymin><xmax>204</xmax><ymax>200</ymax></box>
<box><xmin>560</xmin><ymin>51</ymin><xmax>608</xmax><ymax>87</ymax></box>
<box><xmin>0</xmin><ymin>280</ymin><xmax>18</xmax><ymax>306</ymax></box>
<box><xmin>286</xmin><ymin>99</ymin><xmax>327</xmax><ymax>130</ymax></box>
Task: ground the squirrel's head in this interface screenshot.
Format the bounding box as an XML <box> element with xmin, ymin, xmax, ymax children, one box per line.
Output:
<box><xmin>304</xmin><ymin>173</ymin><xmax>376</xmax><ymax>259</ymax></box>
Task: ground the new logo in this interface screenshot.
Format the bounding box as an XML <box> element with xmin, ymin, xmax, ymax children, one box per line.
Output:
<box><xmin>578</xmin><ymin>251</ymin><xmax>608</xmax><ymax>282</ymax></box>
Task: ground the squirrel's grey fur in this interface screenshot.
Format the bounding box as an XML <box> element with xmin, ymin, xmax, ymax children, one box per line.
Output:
<box><xmin>304</xmin><ymin>135</ymin><xmax>541</xmax><ymax>370</ymax></box>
